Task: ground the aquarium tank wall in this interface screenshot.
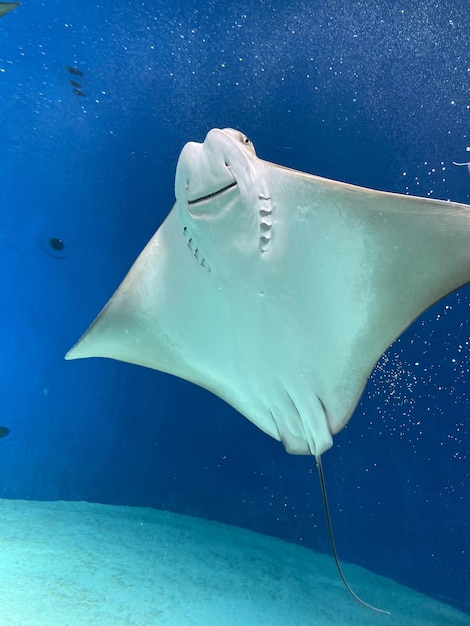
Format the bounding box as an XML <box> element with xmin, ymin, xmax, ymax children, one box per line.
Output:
<box><xmin>0</xmin><ymin>1</ymin><xmax>469</xmax><ymax>624</ymax></box>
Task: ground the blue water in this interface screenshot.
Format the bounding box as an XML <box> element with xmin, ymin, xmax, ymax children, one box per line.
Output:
<box><xmin>1</xmin><ymin>0</ymin><xmax>469</xmax><ymax>618</ymax></box>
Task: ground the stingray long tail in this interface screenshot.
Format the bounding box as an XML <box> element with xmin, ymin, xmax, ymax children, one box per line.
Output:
<box><xmin>316</xmin><ymin>455</ymin><xmax>391</xmax><ymax>616</ymax></box>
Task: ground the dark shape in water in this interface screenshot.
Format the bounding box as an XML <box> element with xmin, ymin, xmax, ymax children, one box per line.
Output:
<box><xmin>73</xmin><ymin>88</ymin><xmax>86</xmax><ymax>97</ymax></box>
<box><xmin>0</xmin><ymin>426</ymin><xmax>10</xmax><ymax>438</ymax></box>
<box><xmin>0</xmin><ymin>2</ymin><xmax>19</xmax><ymax>18</ymax></box>
<box><xmin>40</xmin><ymin>234</ymin><xmax>68</xmax><ymax>259</ymax></box>
<box><xmin>49</xmin><ymin>237</ymin><xmax>65</xmax><ymax>252</ymax></box>
<box><xmin>66</xmin><ymin>65</ymin><xmax>84</xmax><ymax>77</ymax></box>
<box><xmin>69</xmin><ymin>79</ymin><xmax>82</xmax><ymax>88</ymax></box>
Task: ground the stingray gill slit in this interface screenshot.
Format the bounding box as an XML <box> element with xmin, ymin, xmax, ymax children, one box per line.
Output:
<box><xmin>258</xmin><ymin>195</ymin><xmax>273</xmax><ymax>252</ymax></box>
<box><xmin>183</xmin><ymin>225</ymin><xmax>210</xmax><ymax>271</ymax></box>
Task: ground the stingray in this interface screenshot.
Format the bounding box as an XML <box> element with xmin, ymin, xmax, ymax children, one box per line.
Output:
<box><xmin>67</xmin><ymin>128</ymin><xmax>470</xmax><ymax>613</ymax></box>
<box><xmin>0</xmin><ymin>2</ymin><xmax>19</xmax><ymax>18</ymax></box>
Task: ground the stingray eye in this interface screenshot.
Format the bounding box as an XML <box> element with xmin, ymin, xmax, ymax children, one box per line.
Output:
<box><xmin>241</xmin><ymin>134</ymin><xmax>251</xmax><ymax>146</ymax></box>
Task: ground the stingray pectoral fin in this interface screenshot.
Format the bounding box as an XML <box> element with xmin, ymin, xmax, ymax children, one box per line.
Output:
<box><xmin>66</xmin><ymin>209</ymin><xmax>212</xmax><ymax>380</ymax></box>
<box><xmin>65</xmin><ymin>207</ymin><xmax>248</xmax><ymax>423</ymax></box>
<box><xmin>271</xmin><ymin>165</ymin><xmax>470</xmax><ymax>439</ymax></box>
<box><xmin>0</xmin><ymin>2</ymin><xmax>19</xmax><ymax>17</ymax></box>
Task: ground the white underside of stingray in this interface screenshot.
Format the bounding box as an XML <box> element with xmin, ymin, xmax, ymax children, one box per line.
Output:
<box><xmin>66</xmin><ymin>128</ymin><xmax>470</xmax><ymax>457</ymax></box>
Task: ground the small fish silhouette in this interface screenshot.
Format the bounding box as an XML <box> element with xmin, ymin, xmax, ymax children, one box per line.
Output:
<box><xmin>66</xmin><ymin>66</ymin><xmax>84</xmax><ymax>77</ymax></box>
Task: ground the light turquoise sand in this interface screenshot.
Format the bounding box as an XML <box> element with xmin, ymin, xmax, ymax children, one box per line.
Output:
<box><xmin>0</xmin><ymin>499</ymin><xmax>468</xmax><ymax>625</ymax></box>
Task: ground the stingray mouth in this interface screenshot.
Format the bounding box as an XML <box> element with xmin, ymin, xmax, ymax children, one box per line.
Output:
<box><xmin>187</xmin><ymin>181</ymin><xmax>237</xmax><ymax>207</ymax></box>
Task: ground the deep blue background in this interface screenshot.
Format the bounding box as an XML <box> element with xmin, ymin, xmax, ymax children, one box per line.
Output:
<box><xmin>1</xmin><ymin>0</ymin><xmax>469</xmax><ymax>616</ymax></box>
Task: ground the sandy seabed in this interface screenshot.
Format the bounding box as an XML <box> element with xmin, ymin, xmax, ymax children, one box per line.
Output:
<box><xmin>0</xmin><ymin>499</ymin><xmax>468</xmax><ymax>626</ymax></box>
